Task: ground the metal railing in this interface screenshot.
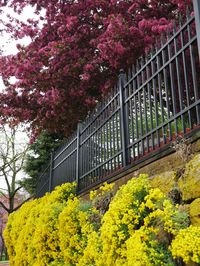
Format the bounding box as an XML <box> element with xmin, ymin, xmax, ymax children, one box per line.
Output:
<box><xmin>35</xmin><ymin>0</ymin><xmax>200</xmax><ymax>198</ymax></box>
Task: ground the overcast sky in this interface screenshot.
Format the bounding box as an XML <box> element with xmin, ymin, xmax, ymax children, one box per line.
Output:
<box><xmin>0</xmin><ymin>5</ymin><xmax>35</xmax><ymax>90</ymax></box>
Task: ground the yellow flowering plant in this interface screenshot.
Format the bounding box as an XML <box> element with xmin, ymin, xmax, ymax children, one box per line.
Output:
<box><xmin>4</xmin><ymin>182</ymin><xmax>76</xmax><ymax>266</ymax></box>
<box><xmin>99</xmin><ymin>174</ymin><xmax>151</xmax><ymax>265</ymax></box>
<box><xmin>4</xmin><ymin>199</ymin><xmax>39</xmax><ymax>266</ymax></box>
<box><xmin>126</xmin><ymin>226</ymin><xmax>175</xmax><ymax>266</ymax></box>
<box><xmin>99</xmin><ymin>175</ymin><xmax>189</xmax><ymax>266</ymax></box>
<box><xmin>58</xmin><ymin>196</ymin><xmax>103</xmax><ymax>265</ymax></box>
<box><xmin>58</xmin><ymin>197</ymin><xmax>90</xmax><ymax>264</ymax></box>
<box><xmin>4</xmin><ymin>175</ymin><xmax>191</xmax><ymax>266</ymax></box>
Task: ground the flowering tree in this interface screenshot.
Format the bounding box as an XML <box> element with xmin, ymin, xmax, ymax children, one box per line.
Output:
<box><xmin>0</xmin><ymin>0</ymin><xmax>191</xmax><ymax>137</ymax></box>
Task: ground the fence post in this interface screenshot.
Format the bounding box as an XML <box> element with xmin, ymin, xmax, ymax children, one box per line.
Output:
<box><xmin>119</xmin><ymin>69</ymin><xmax>129</xmax><ymax>167</ymax></box>
<box><xmin>193</xmin><ymin>0</ymin><xmax>200</xmax><ymax>60</ymax></box>
<box><xmin>76</xmin><ymin>123</ymin><xmax>81</xmax><ymax>190</ymax></box>
<box><xmin>49</xmin><ymin>151</ymin><xmax>54</xmax><ymax>192</ymax></box>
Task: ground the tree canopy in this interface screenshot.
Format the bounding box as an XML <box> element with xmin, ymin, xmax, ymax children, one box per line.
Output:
<box><xmin>0</xmin><ymin>0</ymin><xmax>191</xmax><ymax>138</ymax></box>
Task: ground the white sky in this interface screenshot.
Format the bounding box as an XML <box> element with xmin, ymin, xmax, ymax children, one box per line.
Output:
<box><xmin>0</xmin><ymin>4</ymin><xmax>43</xmax><ymax>89</ymax></box>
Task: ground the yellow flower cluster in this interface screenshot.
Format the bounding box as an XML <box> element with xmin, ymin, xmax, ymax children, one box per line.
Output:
<box><xmin>143</xmin><ymin>191</ymin><xmax>189</xmax><ymax>236</ymax></box>
<box><xmin>126</xmin><ymin>228</ymin><xmax>151</xmax><ymax>266</ymax></box>
<box><xmin>170</xmin><ymin>225</ymin><xmax>200</xmax><ymax>264</ymax></box>
<box><xmin>59</xmin><ymin>197</ymin><xmax>94</xmax><ymax>264</ymax></box>
<box><xmin>4</xmin><ymin>199</ymin><xmax>39</xmax><ymax>266</ymax></box>
<box><xmin>126</xmin><ymin>225</ymin><xmax>176</xmax><ymax>266</ymax></box>
<box><xmin>4</xmin><ymin>182</ymin><xmax>76</xmax><ymax>266</ymax></box>
<box><xmin>125</xmin><ymin>226</ymin><xmax>174</xmax><ymax>266</ymax></box>
<box><xmin>99</xmin><ymin>175</ymin><xmax>188</xmax><ymax>266</ymax></box>
<box><xmin>4</xmin><ymin>175</ymin><xmax>192</xmax><ymax>266</ymax></box>
<box><xmin>100</xmin><ymin>174</ymin><xmax>150</xmax><ymax>265</ymax></box>
<box><xmin>90</xmin><ymin>182</ymin><xmax>114</xmax><ymax>201</ymax></box>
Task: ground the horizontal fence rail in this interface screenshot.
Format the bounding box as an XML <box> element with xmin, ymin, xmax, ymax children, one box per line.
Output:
<box><xmin>35</xmin><ymin>1</ymin><xmax>200</xmax><ymax>198</ymax></box>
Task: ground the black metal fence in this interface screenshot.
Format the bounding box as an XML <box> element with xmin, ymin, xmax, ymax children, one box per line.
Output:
<box><xmin>35</xmin><ymin>0</ymin><xmax>200</xmax><ymax>198</ymax></box>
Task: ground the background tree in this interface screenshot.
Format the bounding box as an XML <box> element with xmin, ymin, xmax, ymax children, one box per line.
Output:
<box><xmin>0</xmin><ymin>124</ymin><xmax>29</xmax><ymax>214</ymax></box>
<box><xmin>20</xmin><ymin>131</ymin><xmax>64</xmax><ymax>194</ymax></box>
<box><xmin>0</xmin><ymin>124</ymin><xmax>29</xmax><ymax>261</ymax></box>
<box><xmin>0</xmin><ymin>0</ymin><xmax>192</xmax><ymax>138</ymax></box>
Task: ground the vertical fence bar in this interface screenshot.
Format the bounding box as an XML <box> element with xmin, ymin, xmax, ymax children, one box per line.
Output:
<box><xmin>188</xmin><ymin>9</ymin><xmax>200</xmax><ymax>125</ymax></box>
<box><xmin>193</xmin><ymin>0</ymin><xmax>200</xmax><ymax>60</ymax></box>
<box><xmin>180</xmin><ymin>24</ymin><xmax>192</xmax><ymax>130</ymax></box>
<box><xmin>190</xmin><ymin>5</ymin><xmax>200</xmax><ymax>131</ymax></box>
<box><xmin>49</xmin><ymin>151</ymin><xmax>54</xmax><ymax>192</ymax></box>
<box><xmin>119</xmin><ymin>69</ymin><xmax>128</xmax><ymax>166</ymax></box>
<box><xmin>76</xmin><ymin>123</ymin><xmax>81</xmax><ymax>189</ymax></box>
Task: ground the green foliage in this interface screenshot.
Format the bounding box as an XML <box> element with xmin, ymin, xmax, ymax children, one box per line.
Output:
<box><xmin>21</xmin><ymin>131</ymin><xmax>64</xmax><ymax>194</ymax></box>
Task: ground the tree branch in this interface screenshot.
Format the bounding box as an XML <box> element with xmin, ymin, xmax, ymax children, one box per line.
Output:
<box><xmin>10</xmin><ymin>186</ymin><xmax>23</xmax><ymax>199</ymax></box>
<box><xmin>0</xmin><ymin>190</ymin><xmax>9</xmax><ymax>200</ymax></box>
<box><xmin>0</xmin><ymin>201</ymin><xmax>9</xmax><ymax>213</ymax></box>
<box><xmin>12</xmin><ymin>197</ymin><xmax>32</xmax><ymax>212</ymax></box>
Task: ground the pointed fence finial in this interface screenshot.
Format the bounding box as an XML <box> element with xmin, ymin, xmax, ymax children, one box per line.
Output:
<box><xmin>120</xmin><ymin>68</ymin><xmax>124</xmax><ymax>73</ymax></box>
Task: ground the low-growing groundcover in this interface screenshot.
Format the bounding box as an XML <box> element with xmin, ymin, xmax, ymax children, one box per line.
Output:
<box><xmin>4</xmin><ymin>175</ymin><xmax>200</xmax><ymax>266</ymax></box>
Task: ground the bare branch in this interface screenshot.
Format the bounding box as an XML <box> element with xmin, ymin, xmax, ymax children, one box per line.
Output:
<box><xmin>2</xmin><ymin>168</ymin><xmax>11</xmax><ymax>195</ymax></box>
<box><xmin>0</xmin><ymin>190</ymin><xmax>9</xmax><ymax>199</ymax></box>
<box><xmin>0</xmin><ymin>201</ymin><xmax>9</xmax><ymax>213</ymax></box>
<box><xmin>11</xmin><ymin>186</ymin><xmax>23</xmax><ymax>199</ymax></box>
<box><xmin>13</xmin><ymin>197</ymin><xmax>32</xmax><ymax>212</ymax></box>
